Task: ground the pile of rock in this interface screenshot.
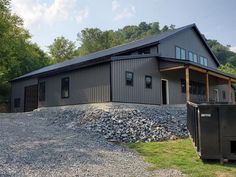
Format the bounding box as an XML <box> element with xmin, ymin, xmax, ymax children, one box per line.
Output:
<box><xmin>34</xmin><ymin>103</ymin><xmax>188</xmax><ymax>142</ymax></box>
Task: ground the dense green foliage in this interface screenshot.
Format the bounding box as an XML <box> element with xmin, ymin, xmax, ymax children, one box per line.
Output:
<box><xmin>128</xmin><ymin>139</ymin><xmax>236</xmax><ymax>177</ymax></box>
<box><xmin>218</xmin><ymin>63</ymin><xmax>236</xmax><ymax>76</ymax></box>
<box><xmin>207</xmin><ymin>39</ymin><xmax>236</xmax><ymax>65</ymax></box>
<box><xmin>0</xmin><ymin>0</ymin><xmax>49</xmax><ymax>102</ymax></box>
<box><xmin>48</xmin><ymin>36</ymin><xmax>79</xmax><ymax>63</ymax></box>
<box><xmin>77</xmin><ymin>22</ymin><xmax>175</xmax><ymax>56</ymax></box>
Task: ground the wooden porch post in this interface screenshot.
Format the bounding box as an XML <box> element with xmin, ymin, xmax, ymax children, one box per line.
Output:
<box><xmin>206</xmin><ymin>72</ymin><xmax>209</xmax><ymax>102</ymax></box>
<box><xmin>228</xmin><ymin>79</ymin><xmax>232</xmax><ymax>103</ymax></box>
<box><xmin>185</xmin><ymin>67</ymin><xmax>190</xmax><ymax>102</ymax></box>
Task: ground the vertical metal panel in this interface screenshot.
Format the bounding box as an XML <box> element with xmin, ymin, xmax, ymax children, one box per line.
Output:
<box><xmin>11</xmin><ymin>78</ymin><xmax>38</xmax><ymax>112</ymax></box>
<box><xmin>38</xmin><ymin>63</ymin><xmax>110</xmax><ymax>107</ymax></box>
<box><xmin>159</xmin><ymin>28</ymin><xmax>218</xmax><ymax>68</ymax></box>
<box><xmin>161</xmin><ymin>70</ymin><xmax>206</xmax><ymax>104</ymax></box>
<box><xmin>159</xmin><ymin>60</ymin><xmax>183</xmax><ymax>69</ymax></box>
<box><xmin>112</xmin><ymin>58</ymin><xmax>161</xmax><ymax>104</ymax></box>
<box><xmin>161</xmin><ymin>70</ymin><xmax>186</xmax><ymax>104</ymax></box>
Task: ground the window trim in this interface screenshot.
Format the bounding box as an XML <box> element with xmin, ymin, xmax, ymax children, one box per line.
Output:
<box><xmin>204</xmin><ymin>57</ymin><xmax>208</xmax><ymax>66</ymax></box>
<box><xmin>125</xmin><ymin>71</ymin><xmax>134</xmax><ymax>86</ymax></box>
<box><xmin>61</xmin><ymin>77</ymin><xmax>70</xmax><ymax>99</ymax></box>
<box><xmin>199</xmin><ymin>56</ymin><xmax>208</xmax><ymax>66</ymax></box>
<box><xmin>199</xmin><ymin>56</ymin><xmax>204</xmax><ymax>65</ymax></box>
<box><xmin>39</xmin><ymin>81</ymin><xmax>46</xmax><ymax>101</ymax></box>
<box><xmin>175</xmin><ymin>46</ymin><xmax>186</xmax><ymax>60</ymax></box>
<box><xmin>188</xmin><ymin>51</ymin><xmax>193</xmax><ymax>61</ymax></box>
<box><xmin>145</xmin><ymin>75</ymin><xmax>152</xmax><ymax>89</ymax></box>
<box><xmin>180</xmin><ymin>48</ymin><xmax>186</xmax><ymax>60</ymax></box>
<box><xmin>188</xmin><ymin>50</ymin><xmax>198</xmax><ymax>63</ymax></box>
<box><xmin>180</xmin><ymin>79</ymin><xmax>206</xmax><ymax>95</ymax></box>
<box><xmin>175</xmin><ymin>46</ymin><xmax>181</xmax><ymax>59</ymax></box>
<box><xmin>193</xmin><ymin>53</ymin><xmax>198</xmax><ymax>63</ymax></box>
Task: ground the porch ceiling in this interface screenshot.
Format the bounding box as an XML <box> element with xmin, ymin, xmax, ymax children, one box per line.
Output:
<box><xmin>160</xmin><ymin>59</ymin><xmax>236</xmax><ymax>103</ymax></box>
<box><xmin>159</xmin><ymin>59</ymin><xmax>236</xmax><ymax>84</ymax></box>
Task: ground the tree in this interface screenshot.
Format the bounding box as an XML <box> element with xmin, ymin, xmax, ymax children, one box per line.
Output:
<box><xmin>170</xmin><ymin>24</ymin><xmax>176</xmax><ymax>30</ymax></box>
<box><xmin>0</xmin><ymin>0</ymin><xmax>49</xmax><ymax>103</ymax></box>
<box><xmin>207</xmin><ymin>39</ymin><xmax>236</xmax><ymax>65</ymax></box>
<box><xmin>161</xmin><ymin>25</ymin><xmax>169</xmax><ymax>32</ymax></box>
<box><xmin>77</xmin><ymin>22</ymin><xmax>164</xmax><ymax>56</ymax></box>
<box><xmin>48</xmin><ymin>36</ymin><xmax>78</xmax><ymax>63</ymax></box>
<box><xmin>228</xmin><ymin>55</ymin><xmax>236</xmax><ymax>66</ymax></box>
<box><xmin>218</xmin><ymin>63</ymin><xmax>236</xmax><ymax>76</ymax></box>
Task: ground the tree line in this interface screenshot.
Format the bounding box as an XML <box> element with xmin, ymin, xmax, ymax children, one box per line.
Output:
<box><xmin>0</xmin><ymin>0</ymin><xmax>236</xmax><ymax>105</ymax></box>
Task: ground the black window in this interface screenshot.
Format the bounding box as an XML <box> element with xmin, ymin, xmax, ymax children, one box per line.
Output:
<box><xmin>189</xmin><ymin>52</ymin><xmax>193</xmax><ymax>61</ymax></box>
<box><xmin>138</xmin><ymin>48</ymin><xmax>150</xmax><ymax>54</ymax></box>
<box><xmin>181</xmin><ymin>79</ymin><xmax>205</xmax><ymax>95</ymax></box>
<box><xmin>176</xmin><ymin>46</ymin><xmax>186</xmax><ymax>60</ymax></box>
<box><xmin>198</xmin><ymin>83</ymin><xmax>205</xmax><ymax>95</ymax></box>
<box><xmin>126</xmin><ymin>71</ymin><xmax>133</xmax><ymax>86</ymax></box>
<box><xmin>181</xmin><ymin>48</ymin><xmax>186</xmax><ymax>60</ymax></box>
<box><xmin>145</xmin><ymin>75</ymin><xmax>152</xmax><ymax>89</ymax></box>
<box><xmin>193</xmin><ymin>53</ymin><xmax>198</xmax><ymax>63</ymax></box>
<box><xmin>200</xmin><ymin>56</ymin><xmax>208</xmax><ymax>66</ymax></box>
<box><xmin>222</xmin><ymin>90</ymin><xmax>226</xmax><ymax>100</ymax></box>
<box><xmin>204</xmin><ymin>57</ymin><xmax>208</xmax><ymax>66</ymax></box>
<box><xmin>39</xmin><ymin>82</ymin><xmax>45</xmax><ymax>101</ymax></box>
<box><xmin>14</xmin><ymin>98</ymin><xmax>20</xmax><ymax>108</ymax></box>
<box><xmin>176</xmin><ymin>47</ymin><xmax>181</xmax><ymax>59</ymax></box>
<box><xmin>61</xmin><ymin>77</ymin><xmax>70</xmax><ymax>98</ymax></box>
<box><xmin>188</xmin><ymin>51</ymin><xmax>198</xmax><ymax>63</ymax></box>
<box><xmin>200</xmin><ymin>56</ymin><xmax>204</xmax><ymax>65</ymax></box>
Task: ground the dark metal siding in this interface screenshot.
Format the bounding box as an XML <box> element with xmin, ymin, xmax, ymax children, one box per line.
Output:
<box><xmin>38</xmin><ymin>63</ymin><xmax>110</xmax><ymax>107</ymax></box>
<box><xmin>161</xmin><ymin>70</ymin><xmax>207</xmax><ymax>104</ymax></box>
<box><xmin>11</xmin><ymin>78</ymin><xmax>38</xmax><ymax>112</ymax></box>
<box><xmin>159</xmin><ymin>60</ymin><xmax>183</xmax><ymax>69</ymax></box>
<box><xmin>159</xmin><ymin>28</ymin><xmax>218</xmax><ymax>68</ymax></box>
<box><xmin>112</xmin><ymin>58</ymin><xmax>161</xmax><ymax>104</ymax></box>
<box><xmin>161</xmin><ymin>71</ymin><xmax>186</xmax><ymax>104</ymax></box>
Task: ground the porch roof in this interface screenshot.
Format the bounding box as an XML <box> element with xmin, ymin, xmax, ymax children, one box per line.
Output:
<box><xmin>159</xmin><ymin>57</ymin><xmax>236</xmax><ymax>83</ymax></box>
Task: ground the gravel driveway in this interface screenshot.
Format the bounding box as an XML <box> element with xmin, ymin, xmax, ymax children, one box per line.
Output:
<box><xmin>0</xmin><ymin>112</ymin><xmax>184</xmax><ymax>177</ymax></box>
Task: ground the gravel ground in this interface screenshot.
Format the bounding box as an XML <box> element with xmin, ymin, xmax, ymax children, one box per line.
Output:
<box><xmin>0</xmin><ymin>107</ymin><xmax>185</xmax><ymax>177</ymax></box>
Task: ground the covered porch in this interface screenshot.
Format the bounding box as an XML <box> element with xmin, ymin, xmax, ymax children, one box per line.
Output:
<box><xmin>159</xmin><ymin>59</ymin><xmax>236</xmax><ymax>104</ymax></box>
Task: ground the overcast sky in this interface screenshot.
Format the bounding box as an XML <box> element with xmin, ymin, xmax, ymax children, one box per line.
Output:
<box><xmin>11</xmin><ymin>0</ymin><xmax>236</xmax><ymax>52</ymax></box>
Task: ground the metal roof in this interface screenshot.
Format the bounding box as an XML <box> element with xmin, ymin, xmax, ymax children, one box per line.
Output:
<box><xmin>12</xmin><ymin>23</ymin><xmax>220</xmax><ymax>81</ymax></box>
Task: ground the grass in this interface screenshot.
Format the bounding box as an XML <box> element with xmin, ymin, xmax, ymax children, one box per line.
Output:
<box><xmin>128</xmin><ymin>138</ymin><xmax>236</xmax><ymax>177</ymax></box>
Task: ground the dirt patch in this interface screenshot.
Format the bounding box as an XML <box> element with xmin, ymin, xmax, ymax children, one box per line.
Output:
<box><xmin>0</xmin><ymin>103</ymin><xmax>9</xmax><ymax>113</ymax></box>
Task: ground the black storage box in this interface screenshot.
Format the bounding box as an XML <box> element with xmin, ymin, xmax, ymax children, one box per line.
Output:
<box><xmin>187</xmin><ymin>102</ymin><xmax>236</xmax><ymax>160</ymax></box>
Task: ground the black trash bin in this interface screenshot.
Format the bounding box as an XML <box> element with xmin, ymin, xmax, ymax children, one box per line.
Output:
<box><xmin>187</xmin><ymin>102</ymin><xmax>236</xmax><ymax>161</ymax></box>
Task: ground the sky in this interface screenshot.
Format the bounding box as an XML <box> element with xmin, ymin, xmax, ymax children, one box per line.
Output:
<box><xmin>11</xmin><ymin>0</ymin><xmax>236</xmax><ymax>53</ymax></box>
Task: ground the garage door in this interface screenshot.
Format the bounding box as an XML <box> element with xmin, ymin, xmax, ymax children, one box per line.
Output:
<box><xmin>24</xmin><ymin>85</ymin><xmax>38</xmax><ymax>112</ymax></box>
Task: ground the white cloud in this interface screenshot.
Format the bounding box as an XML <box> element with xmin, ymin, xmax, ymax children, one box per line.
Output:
<box><xmin>230</xmin><ymin>46</ymin><xmax>236</xmax><ymax>53</ymax></box>
<box><xmin>11</xmin><ymin>0</ymin><xmax>78</xmax><ymax>27</ymax></box>
<box><xmin>111</xmin><ymin>0</ymin><xmax>136</xmax><ymax>21</ymax></box>
<box><xmin>76</xmin><ymin>7</ymin><xmax>89</xmax><ymax>24</ymax></box>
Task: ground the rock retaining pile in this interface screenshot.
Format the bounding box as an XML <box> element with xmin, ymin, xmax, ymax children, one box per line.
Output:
<box><xmin>34</xmin><ymin>103</ymin><xmax>188</xmax><ymax>142</ymax></box>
